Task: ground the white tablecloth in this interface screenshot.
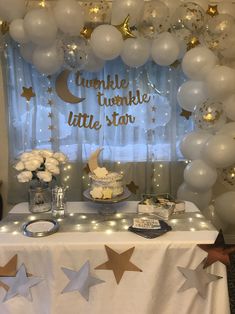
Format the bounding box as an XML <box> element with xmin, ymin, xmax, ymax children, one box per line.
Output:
<box><xmin>0</xmin><ymin>202</ymin><xmax>230</xmax><ymax>314</ymax></box>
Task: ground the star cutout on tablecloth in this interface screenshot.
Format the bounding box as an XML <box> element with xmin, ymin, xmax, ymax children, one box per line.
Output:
<box><xmin>61</xmin><ymin>261</ymin><xmax>104</xmax><ymax>301</ymax></box>
<box><xmin>95</xmin><ymin>246</ymin><xmax>142</xmax><ymax>284</ymax></box>
<box><xmin>206</xmin><ymin>4</ymin><xmax>219</xmax><ymax>17</ymax></box>
<box><xmin>47</xmin><ymin>87</ymin><xmax>53</xmax><ymax>94</ymax></box>
<box><xmin>180</xmin><ymin>109</ymin><xmax>192</xmax><ymax>120</ymax></box>
<box><xmin>198</xmin><ymin>230</ymin><xmax>235</xmax><ymax>268</ymax></box>
<box><xmin>83</xmin><ymin>163</ymin><xmax>90</xmax><ymax>174</ymax></box>
<box><xmin>1</xmin><ymin>263</ymin><xmax>42</xmax><ymax>302</ymax></box>
<box><xmin>0</xmin><ymin>255</ymin><xmax>17</xmax><ymax>291</ymax></box>
<box><xmin>21</xmin><ymin>87</ymin><xmax>36</xmax><ymax>102</ymax></box>
<box><xmin>178</xmin><ymin>259</ymin><xmax>222</xmax><ymax>298</ymax></box>
<box><xmin>126</xmin><ymin>181</ymin><xmax>139</xmax><ymax>194</ymax></box>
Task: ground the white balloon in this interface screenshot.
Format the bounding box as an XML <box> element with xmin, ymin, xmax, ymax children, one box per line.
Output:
<box><xmin>9</xmin><ymin>19</ymin><xmax>29</xmax><ymax>44</ymax></box>
<box><xmin>185</xmin><ymin>0</ymin><xmax>208</xmax><ymax>11</ymax></box>
<box><xmin>217</xmin><ymin>122</ymin><xmax>235</xmax><ymax>139</ymax></box>
<box><xmin>218</xmin><ymin>1</ymin><xmax>235</xmax><ymax>18</ymax></box>
<box><xmin>121</xmin><ymin>38</ymin><xmax>150</xmax><ymax>67</ymax></box>
<box><xmin>111</xmin><ymin>0</ymin><xmax>144</xmax><ymax>26</ymax></box>
<box><xmin>84</xmin><ymin>46</ymin><xmax>105</xmax><ymax>72</ymax></box>
<box><xmin>24</xmin><ymin>9</ymin><xmax>57</xmax><ymax>47</ymax></box>
<box><xmin>90</xmin><ymin>25</ymin><xmax>123</xmax><ymax>60</ymax></box>
<box><xmin>177</xmin><ymin>182</ymin><xmax>212</xmax><ymax>210</ymax></box>
<box><xmin>33</xmin><ymin>42</ymin><xmax>64</xmax><ymax>75</ymax></box>
<box><xmin>177</xmin><ymin>81</ymin><xmax>207</xmax><ymax>112</ymax></box>
<box><xmin>180</xmin><ymin>130</ymin><xmax>212</xmax><ymax>160</ymax></box>
<box><xmin>0</xmin><ymin>0</ymin><xmax>26</xmax><ymax>22</ymax></box>
<box><xmin>184</xmin><ymin>159</ymin><xmax>217</xmax><ymax>192</ymax></box>
<box><xmin>20</xmin><ymin>42</ymin><xmax>36</xmax><ymax>64</ymax></box>
<box><xmin>202</xmin><ymin>134</ymin><xmax>235</xmax><ymax>168</ymax></box>
<box><xmin>206</xmin><ymin>66</ymin><xmax>235</xmax><ymax>100</ymax></box>
<box><xmin>151</xmin><ymin>32</ymin><xmax>180</xmax><ymax>66</ymax></box>
<box><xmin>161</xmin><ymin>0</ymin><xmax>181</xmax><ymax>16</ymax></box>
<box><xmin>223</xmin><ymin>94</ymin><xmax>235</xmax><ymax>121</ymax></box>
<box><xmin>182</xmin><ymin>47</ymin><xmax>218</xmax><ymax>80</ymax></box>
<box><xmin>215</xmin><ymin>191</ymin><xmax>235</xmax><ymax>225</ymax></box>
<box><xmin>54</xmin><ymin>0</ymin><xmax>84</xmax><ymax>36</ymax></box>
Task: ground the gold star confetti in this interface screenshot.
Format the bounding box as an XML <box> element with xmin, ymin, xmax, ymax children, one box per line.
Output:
<box><xmin>126</xmin><ymin>181</ymin><xmax>139</xmax><ymax>194</ymax></box>
<box><xmin>180</xmin><ymin>109</ymin><xmax>192</xmax><ymax>120</ymax></box>
<box><xmin>95</xmin><ymin>246</ymin><xmax>142</xmax><ymax>284</ymax></box>
<box><xmin>80</xmin><ymin>26</ymin><xmax>94</xmax><ymax>40</ymax></box>
<box><xmin>187</xmin><ymin>36</ymin><xmax>200</xmax><ymax>51</ymax></box>
<box><xmin>206</xmin><ymin>5</ymin><xmax>219</xmax><ymax>17</ymax></box>
<box><xmin>21</xmin><ymin>87</ymin><xmax>36</xmax><ymax>101</ymax></box>
<box><xmin>48</xmin><ymin>112</ymin><xmax>53</xmax><ymax>119</ymax></box>
<box><xmin>0</xmin><ymin>21</ymin><xmax>9</xmax><ymax>35</ymax></box>
<box><xmin>114</xmin><ymin>15</ymin><xmax>136</xmax><ymax>40</ymax></box>
<box><xmin>48</xmin><ymin>99</ymin><xmax>54</xmax><ymax>106</ymax></box>
<box><xmin>47</xmin><ymin>87</ymin><xmax>53</xmax><ymax>94</ymax></box>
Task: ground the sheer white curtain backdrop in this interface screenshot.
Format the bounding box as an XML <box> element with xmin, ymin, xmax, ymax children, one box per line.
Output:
<box><xmin>5</xmin><ymin>41</ymin><xmax>193</xmax><ymax>203</ymax></box>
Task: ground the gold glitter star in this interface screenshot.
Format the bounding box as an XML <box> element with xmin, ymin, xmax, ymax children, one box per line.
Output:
<box><xmin>47</xmin><ymin>87</ymin><xmax>53</xmax><ymax>93</ymax></box>
<box><xmin>48</xmin><ymin>99</ymin><xmax>54</xmax><ymax>106</ymax></box>
<box><xmin>80</xmin><ymin>26</ymin><xmax>94</xmax><ymax>39</ymax></box>
<box><xmin>21</xmin><ymin>87</ymin><xmax>36</xmax><ymax>101</ymax></box>
<box><xmin>206</xmin><ymin>5</ymin><xmax>219</xmax><ymax>17</ymax></box>
<box><xmin>187</xmin><ymin>36</ymin><xmax>200</xmax><ymax>51</ymax></box>
<box><xmin>180</xmin><ymin>109</ymin><xmax>192</xmax><ymax>120</ymax></box>
<box><xmin>114</xmin><ymin>15</ymin><xmax>136</xmax><ymax>40</ymax></box>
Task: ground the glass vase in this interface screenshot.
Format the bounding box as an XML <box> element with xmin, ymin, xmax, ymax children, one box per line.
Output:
<box><xmin>28</xmin><ymin>181</ymin><xmax>52</xmax><ymax>213</ymax></box>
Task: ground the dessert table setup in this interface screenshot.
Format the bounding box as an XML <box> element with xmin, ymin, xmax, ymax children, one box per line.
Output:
<box><xmin>2</xmin><ymin>0</ymin><xmax>235</xmax><ymax>313</ymax></box>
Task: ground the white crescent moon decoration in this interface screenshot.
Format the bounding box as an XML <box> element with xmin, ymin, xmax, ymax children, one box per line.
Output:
<box><xmin>88</xmin><ymin>148</ymin><xmax>103</xmax><ymax>172</ymax></box>
<box><xmin>55</xmin><ymin>70</ymin><xmax>85</xmax><ymax>104</ymax></box>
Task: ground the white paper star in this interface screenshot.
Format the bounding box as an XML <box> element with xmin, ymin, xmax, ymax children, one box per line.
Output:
<box><xmin>1</xmin><ymin>263</ymin><xmax>42</xmax><ymax>302</ymax></box>
<box><xmin>61</xmin><ymin>261</ymin><xmax>105</xmax><ymax>301</ymax></box>
<box><xmin>178</xmin><ymin>259</ymin><xmax>222</xmax><ymax>298</ymax></box>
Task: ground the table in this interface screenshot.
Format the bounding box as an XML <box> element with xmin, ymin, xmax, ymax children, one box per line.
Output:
<box><xmin>0</xmin><ymin>201</ymin><xmax>230</xmax><ymax>314</ymax></box>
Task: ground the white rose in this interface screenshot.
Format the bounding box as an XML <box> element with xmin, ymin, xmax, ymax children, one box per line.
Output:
<box><xmin>24</xmin><ymin>159</ymin><xmax>42</xmax><ymax>171</ymax></box>
<box><xmin>53</xmin><ymin>152</ymin><xmax>67</xmax><ymax>163</ymax></box>
<box><xmin>14</xmin><ymin>161</ymin><xmax>25</xmax><ymax>171</ymax></box>
<box><xmin>37</xmin><ymin>171</ymin><xmax>52</xmax><ymax>182</ymax></box>
<box><xmin>20</xmin><ymin>152</ymin><xmax>34</xmax><ymax>161</ymax></box>
<box><xmin>45</xmin><ymin>157</ymin><xmax>59</xmax><ymax>166</ymax></box>
<box><xmin>45</xmin><ymin>163</ymin><xmax>60</xmax><ymax>175</ymax></box>
<box><xmin>17</xmin><ymin>171</ymin><xmax>32</xmax><ymax>183</ymax></box>
<box><xmin>40</xmin><ymin>150</ymin><xmax>53</xmax><ymax>158</ymax></box>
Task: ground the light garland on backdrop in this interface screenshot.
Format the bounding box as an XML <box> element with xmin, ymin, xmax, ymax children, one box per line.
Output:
<box><xmin>2</xmin><ymin>0</ymin><xmax>235</xmax><ymax>225</ymax></box>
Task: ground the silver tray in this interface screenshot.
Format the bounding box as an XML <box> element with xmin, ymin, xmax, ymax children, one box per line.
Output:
<box><xmin>22</xmin><ymin>219</ymin><xmax>59</xmax><ymax>238</ymax></box>
<box><xmin>83</xmin><ymin>188</ymin><xmax>131</xmax><ymax>204</ymax></box>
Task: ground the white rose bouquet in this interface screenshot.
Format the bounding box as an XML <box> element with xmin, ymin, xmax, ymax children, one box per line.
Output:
<box><xmin>14</xmin><ymin>150</ymin><xmax>68</xmax><ymax>183</ymax></box>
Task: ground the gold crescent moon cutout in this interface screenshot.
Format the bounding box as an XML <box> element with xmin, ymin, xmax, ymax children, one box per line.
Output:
<box><xmin>88</xmin><ymin>148</ymin><xmax>103</xmax><ymax>172</ymax></box>
<box><xmin>55</xmin><ymin>70</ymin><xmax>85</xmax><ymax>104</ymax></box>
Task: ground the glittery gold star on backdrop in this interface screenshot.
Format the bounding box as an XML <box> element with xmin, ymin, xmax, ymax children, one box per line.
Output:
<box><xmin>114</xmin><ymin>15</ymin><xmax>136</xmax><ymax>40</ymax></box>
<box><xmin>80</xmin><ymin>26</ymin><xmax>94</xmax><ymax>40</ymax></box>
<box><xmin>180</xmin><ymin>109</ymin><xmax>192</xmax><ymax>120</ymax></box>
<box><xmin>126</xmin><ymin>181</ymin><xmax>139</xmax><ymax>194</ymax></box>
<box><xmin>151</xmin><ymin>106</ymin><xmax>157</xmax><ymax>112</ymax></box>
<box><xmin>206</xmin><ymin>5</ymin><xmax>219</xmax><ymax>17</ymax></box>
<box><xmin>21</xmin><ymin>87</ymin><xmax>36</xmax><ymax>101</ymax></box>
<box><xmin>48</xmin><ymin>99</ymin><xmax>54</xmax><ymax>106</ymax></box>
<box><xmin>187</xmin><ymin>36</ymin><xmax>200</xmax><ymax>51</ymax></box>
<box><xmin>95</xmin><ymin>246</ymin><xmax>142</xmax><ymax>284</ymax></box>
<box><xmin>48</xmin><ymin>112</ymin><xmax>53</xmax><ymax>119</ymax></box>
<box><xmin>47</xmin><ymin>87</ymin><xmax>53</xmax><ymax>94</ymax></box>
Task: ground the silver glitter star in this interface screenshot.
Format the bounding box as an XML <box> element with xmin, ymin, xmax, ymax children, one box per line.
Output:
<box><xmin>61</xmin><ymin>261</ymin><xmax>105</xmax><ymax>301</ymax></box>
<box><xmin>178</xmin><ymin>259</ymin><xmax>222</xmax><ymax>298</ymax></box>
<box><xmin>1</xmin><ymin>263</ymin><xmax>42</xmax><ymax>302</ymax></box>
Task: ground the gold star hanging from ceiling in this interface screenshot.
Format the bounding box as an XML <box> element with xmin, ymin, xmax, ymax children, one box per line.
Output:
<box><xmin>0</xmin><ymin>255</ymin><xmax>18</xmax><ymax>291</ymax></box>
<box><xmin>47</xmin><ymin>87</ymin><xmax>53</xmax><ymax>94</ymax></box>
<box><xmin>95</xmin><ymin>246</ymin><xmax>142</xmax><ymax>284</ymax></box>
<box><xmin>206</xmin><ymin>5</ymin><xmax>219</xmax><ymax>17</ymax></box>
<box><xmin>21</xmin><ymin>87</ymin><xmax>36</xmax><ymax>102</ymax></box>
<box><xmin>187</xmin><ymin>36</ymin><xmax>200</xmax><ymax>51</ymax></box>
<box><xmin>80</xmin><ymin>26</ymin><xmax>94</xmax><ymax>40</ymax></box>
<box><xmin>180</xmin><ymin>109</ymin><xmax>192</xmax><ymax>120</ymax></box>
<box><xmin>1</xmin><ymin>21</ymin><xmax>9</xmax><ymax>35</ymax></box>
<box><xmin>114</xmin><ymin>15</ymin><xmax>136</xmax><ymax>40</ymax></box>
<box><xmin>126</xmin><ymin>181</ymin><xmax>139</xmax><ymax>194</ymax></box>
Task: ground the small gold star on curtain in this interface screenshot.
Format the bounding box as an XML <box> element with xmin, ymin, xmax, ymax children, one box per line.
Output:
<box><xmin>48</xmin><ymin>99</ymin><xmax>54</xmax><ymax>106</ymax></box>
<box><xmin>126</xmin><ymin>181</ymin><xmax>139</xmax><ymax>194</ymax></box>
<box><xmin>95</xmin><ymin>246</ymin><xmax>142</xmax><ymax>284</ymax></box>
<box><xmin>206</xmin><ymin>5</ymin><xmax>219</xmax><ymax>17</ymax></box>
<box><xmin>180</xmin><ymin>109</ymin><xmax>192</xmax><ymax>120</ymax></box>
<box><xmin>83</xmin><ymin>164</ymin><xmax>90</xmax><ymax>174</ymax></box>
<box><xmin>47</xmin><ymin>87</ymin><xmax>53</xmax><ymax>93</ymax></box>
<box><xmin>21</xmin><ymin>87</ymin><xmax>36</xmax><ymax>101</ymax></box>
<box><xmin>187</xmin><ymin>36</ymin><xmax>200</xmax><ymax>51</ymax></box>
<box><xmin>114</xmin><ymin>15</ymin><xmax>136</xmax><ymax>40</ymax></box>
<box><xmin>151</xmin><ymin>106</ymin><xmax>157</xmax><ymax>112</ymax></box>
<box><xmin>49</xmin><ymin>137</ymin><xmax>55</xmax><ymax>143</ymax></box>
<box><xmin>48</xmin><ymin>112</ymin><xmax>53</xmax><ymax>119</ymax></box>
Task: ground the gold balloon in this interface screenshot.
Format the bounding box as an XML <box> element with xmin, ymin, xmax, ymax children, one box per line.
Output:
<box><xmin>206</xmin><ymin>5</ymin><xmax>219</xmax><ymax>17</ymax></box>
<box><xmin>80</xmin><ymin>26</ymin><xmax>94</xmax><ymax>40</ymax></box>
<box><xmin>114</xmin><ymin>15</ymin><xmax>136</xmax><ymax>40</ymax></box>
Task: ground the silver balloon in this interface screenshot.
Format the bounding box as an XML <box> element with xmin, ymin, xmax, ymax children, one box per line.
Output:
<box><xmin>62</xmin><ymin>37</ymin><xmax>88</xmax><ymax>71</ymax></box>
<box><xmin>194</xmin><ymin>99</ymin><xmax>226</xmax><ymax>132</ymax></box>
<box><xmin>171</xmin><ymin>2</ymin><xmax>205</xmax><ymax>33</ymax></box>
<box><xmin>138</xmin><ymin>0</ymin><xmax>170</xmax><ymax>39</ymax></box>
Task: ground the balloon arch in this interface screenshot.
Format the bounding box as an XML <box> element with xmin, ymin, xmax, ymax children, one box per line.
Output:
<box><xmin>2</xmin><ymin>0</ymin><xmax>235</xmax><ymax>225</ymax></box>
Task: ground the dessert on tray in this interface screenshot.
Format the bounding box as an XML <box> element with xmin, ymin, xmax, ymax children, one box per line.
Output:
<box><xmin>88</xmin><ymin>148</ymin><xmax>124</xmax><ymax>200</ymax></box>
